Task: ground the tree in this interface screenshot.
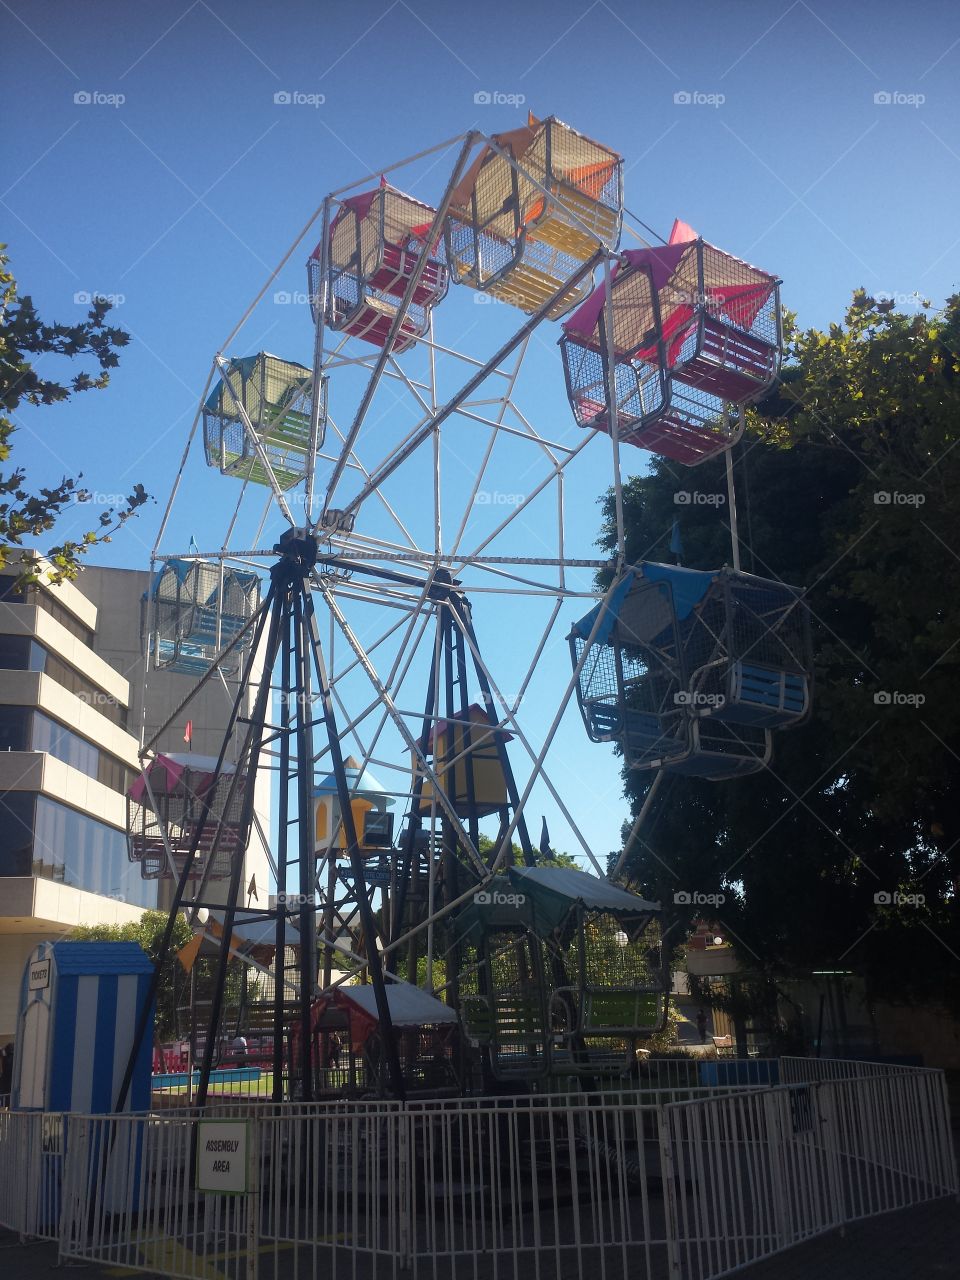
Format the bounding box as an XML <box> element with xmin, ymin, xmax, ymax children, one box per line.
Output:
<box><xmin>602</xmin><ymin>292</ymin><xmax>960</xmax><ymax>1011</ymax></box>
<box><xmin>0</xmin><ymin>245</ymin><xmax>148</xmax><ymax>581</ymax></box>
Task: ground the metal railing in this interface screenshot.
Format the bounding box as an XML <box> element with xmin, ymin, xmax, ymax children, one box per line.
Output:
<box><xmin>0</xmin><ymin>1108</ymin><xmax>64</xmax><ymax>1240</ymax></box>
<box><xmin>664</xmin><ymin>1070</ymin><xmax>957</xmax><ymax>1277</ymax></box>
<box><xmin>780</xmin><ymin>1054</ymin><xmax>929</xmax><ymax>1083</ymax></box>
<box><xmin>0</xmin><ymin>1059</ymin><xmax>953</xmax><ymax>1277</ymax></box>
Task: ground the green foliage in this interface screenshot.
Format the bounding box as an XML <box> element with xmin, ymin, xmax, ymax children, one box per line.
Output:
<box><xmin>604</xmin><ymin>291</ymin><xmax>960</xmax><ymax>1011</ymax></box>
<box><xmin>0</xmin><ymin>245</ymin><xmax>149</xmax><ymax>581</ymax></box>
<box><xmin>70</xmin><ymin>911</ymin><xmax>191</xmax><ymax>1041</ymax></box>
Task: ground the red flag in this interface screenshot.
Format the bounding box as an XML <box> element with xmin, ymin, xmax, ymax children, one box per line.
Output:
<box><xmin>184</xmin><ymin>720</ymin><xmax>193</xmax><ymax>746</ymax></box>
<box><xmin>669</xmin><ymin>217</ymin><xmax>698</xmax><ymax>244</ymax></box>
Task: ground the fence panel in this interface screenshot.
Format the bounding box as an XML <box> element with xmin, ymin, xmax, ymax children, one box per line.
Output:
<box><xmin>53</xmin><ymin>1064</ymin><xmax>960</xmax><ymax>1280</ymax></box>
<box><xmin>0</xmin><ymin>1108</ymin><xmax>63</xmax><ymax>1239</ymax></box>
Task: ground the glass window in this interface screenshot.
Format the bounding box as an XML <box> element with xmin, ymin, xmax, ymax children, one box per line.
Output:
<box><xmin>30</xmin><ymin>794</ymin><xmax>157</xmax><ymax>909</ymax></box>
<box><xmin>0</xmin><ymin>791</ymin><xmax>35</xmax><ymax>875</ymax></box>
<box><xmin>31</xmin><ymin>711</ymin><xmax>99</xmax><ymax>779</ymax></box>
<box><xmin>0</xmin><ymin>632</ymin><xmax>129</xmax><ymax>730</ymax></box>
<box><xmin>0</xmin><ymin>634</ymin><xmax>31</xmax><ymax>669</ymax></box>
<box><xmin>0</xmin><ymin>705</ymin><xmax>31</xmax><ymax>752</ymax></box>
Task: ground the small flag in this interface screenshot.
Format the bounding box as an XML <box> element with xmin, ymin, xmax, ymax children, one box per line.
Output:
<box><xmin>183</xmin><ymin>720</ymin><xmax>193</xmax><ymax>746</ymax></box>
<box><xmin>540</xmin><ymin>816</ymin><xmax>553</xmax><ymax>862</ymax></box>
<box><xmin>670</xmin><ymin>519</ymin><xmax>684</xmax><ymax>563</ymax></box>
<box><xmin>669</xmin><ymin>218</ymin><xmax>698</xmax><ymax>245</ymax></box>
<box><xmin>247</xmin><ymin>874</ymin><xmax>258</xmax><ymax>903</ymax></box>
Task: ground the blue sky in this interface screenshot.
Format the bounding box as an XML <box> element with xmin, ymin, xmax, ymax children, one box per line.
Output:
<box><xmin>3</xmin><ymin>0</ymin><xmax>960</xmax><ymax>868</ymax></box>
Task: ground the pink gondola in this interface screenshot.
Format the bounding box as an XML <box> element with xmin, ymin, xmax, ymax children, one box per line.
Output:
<box><xmin>309</xmin><ymin>180</ymin><xmax>448</xmax><ymax>353</ymax></box>
<box><xmin>559</xmin><ymin>221</ymin><xmax>781</xmax><ymax>464</ymax></box>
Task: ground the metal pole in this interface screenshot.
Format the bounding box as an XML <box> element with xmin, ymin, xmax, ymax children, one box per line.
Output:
<box><xmin>292</xmin><ymin>588</ymin><xmax>318</xmax><ymax>1101</ymax></box>
<box><xmin>322</xmin><ymin>134</ymin><xmax>477</xmax><ymax>515</ymax></box>
<box><xmin>196</xmin><ymin>583</ymin><xmax>287</xmax><ymax>1108</ymax></box>
<box><xmin>610</xmin><ymin>769</ymin><xmax>667</xmax><ymax>881</ymax></box>
<box><xmin>271</xmin><ymin>589</ymin><xmax>292</xmax><ymax>1102</ymax></box>
<box><xmin>339</xmin><ymin>250</ymin><xmax>605</xmax><ymax>519</ymax></box>
<box><xmin>724</xmin><ymin>425</ymin><xmax>741</xmax><ymax>572</ymax></box>
<box><xmin>305</xmin><ymin>196</ymin><xmax>332</xmax><ymax>524</ymax></box>
<box><xmin>113</xmin><ymin>582</ymin><xmax>278</xmax><ymax>1114</ymax></box>
<box><xmin>299</xmin><ymin>546</ymin><xmax>407</xmax><ymax>1099</ymax></box>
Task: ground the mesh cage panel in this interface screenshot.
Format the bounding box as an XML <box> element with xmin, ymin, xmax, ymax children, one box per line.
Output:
<box><xmin>126</xmin><ymin>769</ymin><xmax>249</xmax><ymax>881</ymax></box>
<box><xmin>624</xmin><ymin>377</ymin><xmax>742</xmax><ymax>464</ymax></box>
<box><xmin>203</xmin><ymin>353</ymin><xmax>316</xmax><ymax>491</ymax></box>
<box><xmin>146</xmin><ymin>559</ymin><xmax>261</xmax><ymax>676</ymax></box>
<box><xmin>445</xmin><ymin>117</ymin><xmax>622</xmax><ymax>313</ymax></box>
<box><xmin>518</xmin><ymin>118</ymin><xmax>623</xmax><ymax>256</ymax></box>
<box><xmin>672</xmin><ymin>718</ymin><xmax>771</xmax><ymax>779</ymax></box>
<box><xmin>663</xmin><ymin>242</ymin><xmax>781</xmax><ymax>403</ymax></box>
<box><xmin>461</xmin><ymin>931</ymin><xmax>550</xmax><ymax>1079</ymax></box>
<box><xmin>560</xmin><ymin>337</ymin><xmax>667</xmax><ymax>433</ymax></box>
<box><xmin>684</xmin><ymin>572</ymin><xmax>811</xmax><ymax>726</ymax></box>
<box><xmin>571</xmin><ymin>577</ymin><xmax>689</xmax><ymax>768</ymax></box>
<box><xmin>320</xmin><ymin>186</ymin><xmax>447</xmax><ymax>349</ymax></box>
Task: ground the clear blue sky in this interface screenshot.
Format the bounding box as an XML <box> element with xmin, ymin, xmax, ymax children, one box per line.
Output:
<box><xmin>4</xmin><ymin>0</ymin><xmax>960</xmax><ymax>867</ymax></box>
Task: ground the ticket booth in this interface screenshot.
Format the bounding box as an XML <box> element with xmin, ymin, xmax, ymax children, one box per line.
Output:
<box><xmin>12</xmin><ymin>940</ymin><xmax>155</xmax><ymax>1113</ymax></box>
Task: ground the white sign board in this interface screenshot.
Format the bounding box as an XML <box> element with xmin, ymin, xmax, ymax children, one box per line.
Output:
<box><xmin>28</xmin><ymin>960</ymin><xmax>50</xmax><ymax>991</ymax></box>
<box><xmin>196</xmin><ymin>1121</ymin><xmax>249</xmax><ymax>1194</ymax></box>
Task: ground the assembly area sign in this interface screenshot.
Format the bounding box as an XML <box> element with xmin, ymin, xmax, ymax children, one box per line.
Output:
<box><xmin>195</xmin><ymin>1121</ymin><xmax>249</xmax><ymax>1194</ymax></box>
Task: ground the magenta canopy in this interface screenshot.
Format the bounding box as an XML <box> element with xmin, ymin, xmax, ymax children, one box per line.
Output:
<box><xmin>562</xmin><ymin>231</ymin><xmax>778</xmax><ymax>368</ymax></box>
<box><xmin>128</xmin><ymin>753</ymin><xmax>236</xmax><ymax>806</ymax></box>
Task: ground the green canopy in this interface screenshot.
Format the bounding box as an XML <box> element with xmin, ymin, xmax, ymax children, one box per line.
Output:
<box><xmin>453</xmin><ymin>865</ymin><xmax>659</xmax><ymax>945</ymax></box>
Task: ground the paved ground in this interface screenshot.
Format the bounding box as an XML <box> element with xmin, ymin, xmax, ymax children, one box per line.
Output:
<box><xmin>3</xmin><ymin>1194</ymin><xmax>959</xmax><ymax>1279</ymax></box>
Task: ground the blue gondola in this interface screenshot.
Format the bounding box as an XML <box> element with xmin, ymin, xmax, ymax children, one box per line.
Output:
<box><xmin>143</xmin><ymin>558</ymin><xmax>261</xmax><ymax>678</ymax></box>
<box><xmin>569</xmin><ymin>562</ymin><xmax>810</xmax><ymax>779</ymax></box>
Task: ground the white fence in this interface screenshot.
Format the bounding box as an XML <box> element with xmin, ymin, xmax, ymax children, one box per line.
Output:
<box><xmin>0</xmin><ymin>1059</ymin><xmax>954</xmax><ymax>1278</ymax></box>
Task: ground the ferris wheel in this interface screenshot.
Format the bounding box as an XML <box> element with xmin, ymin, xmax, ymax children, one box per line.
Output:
<box><xmin>119</xmin><ymin>114</ymin><xmax>807</xmax><ymax>1105</ymax></box>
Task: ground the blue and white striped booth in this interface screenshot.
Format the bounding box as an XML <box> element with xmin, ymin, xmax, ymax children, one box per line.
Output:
<box><xmin>12</xmin><ymin>941</ymin><xmax>154</xmax><ymax>1113</ymax></box>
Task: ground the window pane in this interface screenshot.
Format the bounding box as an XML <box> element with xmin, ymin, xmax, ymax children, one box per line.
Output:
<box><xmin>32</xmin><ymin>711</ymin><xmax>99</xmax><ymax>780</ymax></box>
<box><xmin>0</xmin><ymin>706</ymin><xmax>31</xmax><ymax>752</ymax></box>
<box><xmin>0</xmin><ymin>634</ymin><xmax>31</xmax><ymax>670</ymax></box>
<box><xmin>0</xmin><ymin>791</ymin><xmax>35</xmax><ymax>874</ymax></box>
<box><xmin>32</xmin><ymin>795</ymin><xmax>157</xmax><ymax>908</ymax></box>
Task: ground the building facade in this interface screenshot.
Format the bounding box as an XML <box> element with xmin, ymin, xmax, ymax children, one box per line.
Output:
<box><xmin>0</xmin><ymin>558</ymin><xmax>271</xmax><ymax>1045</ymax></box>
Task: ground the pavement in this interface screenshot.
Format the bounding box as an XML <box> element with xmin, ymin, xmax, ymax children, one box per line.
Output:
<box><xmin>3</xmin><ymin>1194</ymin><xmax>960</xmax><ymax>1279</ymax></box>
